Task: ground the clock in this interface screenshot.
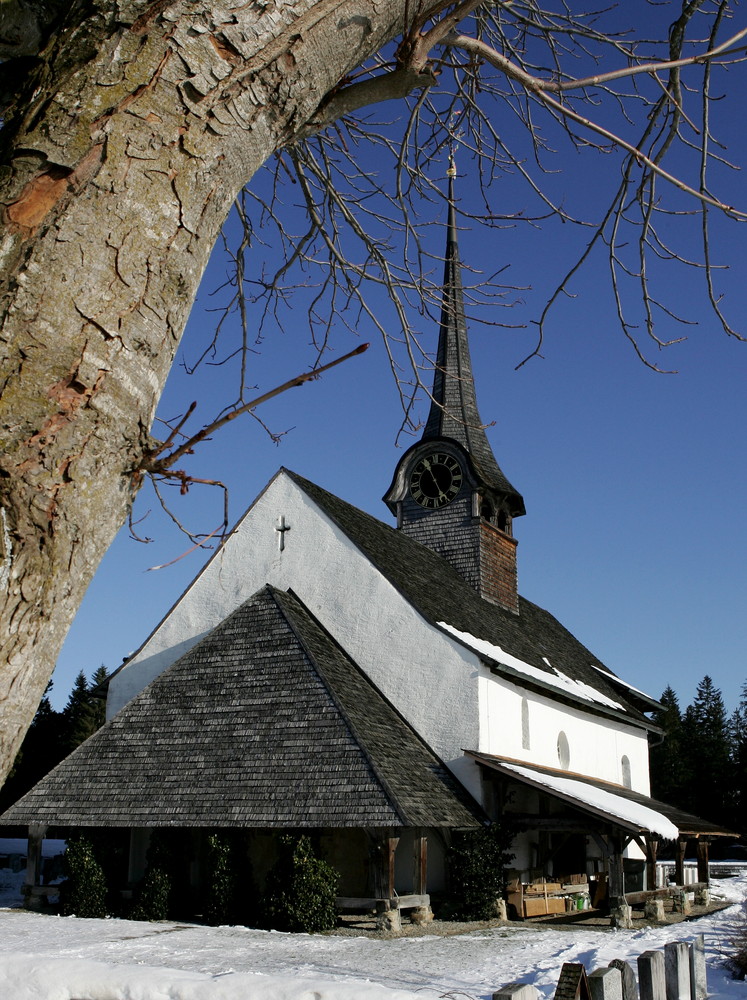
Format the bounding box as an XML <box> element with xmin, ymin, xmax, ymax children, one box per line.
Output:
<box><xmin>409</xmin><ymin>452</ymin><xmax>463</xmax><ymax>508</ymax></box>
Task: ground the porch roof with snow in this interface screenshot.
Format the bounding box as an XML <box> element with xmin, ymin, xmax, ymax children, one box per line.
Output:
<box><xmin>0</xmin><ymin>587</ymin><xmax>483</xmax><ymax>831</ymax></box>
<box><xmin>468</xmin><ymin>752</ymin><xmax>735</xmax><ymax>840</ymax></box>
<box><xmin>285</xmin><ymin>472</ymin><xmax>660</xmax><ymax>729</ymax></box>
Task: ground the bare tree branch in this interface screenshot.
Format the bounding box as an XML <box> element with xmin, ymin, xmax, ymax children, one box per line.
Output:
<box><xmin>142</xmin><ymin>343</ymin><xmax>370</xmax><ymax>475</ymax></box>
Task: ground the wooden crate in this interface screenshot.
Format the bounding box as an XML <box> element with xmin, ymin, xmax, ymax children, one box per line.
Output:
<box><xmin>523</xmin><ymin>897</ymin><xmax>549</xmax><ymax>917</ymax></box>
<box><xmin>546</xmin><ymin>897</ymin><xmax>566</xmax><ymax>915</ymax></box>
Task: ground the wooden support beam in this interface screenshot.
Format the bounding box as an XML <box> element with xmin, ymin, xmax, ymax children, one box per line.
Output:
<box><xmin>25</xmin><ymin>824</ymin><xmax>47</xmax><ymax>889</ymax></box>
<box><xmin>413</xmin><ymin>831</ymin><xmax>427</xmax><ymax>896</ymax></box>
<box><xmin>371</xmin><ymin>830</ymin><xmax>399</xmax><ymax>900</ymax></box>
<box><xmin>607</xmin><ymin>836</ymin><xmax>625</xmax><ymax>907</ymax></box>
<box><xmin>590</xmin><ymin>832</ymin><xmax>611</xmax><ymax>859</ymax></box>
<box><xmin>674</xmin><ymin>837</ymin><xmax>687</xmax><ymax>887</ymax></box>
<box><xmin>696</xmin><ymin>838</ymin><xmax>710</xmax><ymax>885</ymax></box>
<box><xmin>645</xmin><ymin>834</ymin><xmax>659</xmax><ymax>892</ymax></box>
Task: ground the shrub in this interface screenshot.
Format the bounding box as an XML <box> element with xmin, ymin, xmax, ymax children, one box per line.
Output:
<box><xmin>446</xmin><ymin>822</ymin><xmax>514</xmax><ymax>920</ymax></box>
<box><xmin>261</xmin><ymin>835</ymin><xmax>339</xmax><ymax>933</ymax></box>
<box><xmin>203</xmin><ymin>833</ymin><xmax>236</xmax><ymax>925</ymax></box>
<box><xmin>130</xmin><ymin>865</ymin><xmax>171</xmax><ymax>921</ymax></box>
<box><xmin>728</xmin><ymin>906</ymin><xmax>747</xmax><ymax>979</ymax></box>
<box><xmin>59</xmin><ymin>835</ymin><xmax>108</xmax><ymax>918</ymax></box>
<box><xmin>203</xmin><ymin>831</ymin><xmax>256</xmax><ymax>925</ymax></box>
<box><xmin>130</xmin><ymin>830</ymin><xmax>174</xmax><ymax>921</ymax></box>
<box><xmin>85</xmin><ymin>828</ymin><xmax>129</xmax><ymax>916</ymax></box>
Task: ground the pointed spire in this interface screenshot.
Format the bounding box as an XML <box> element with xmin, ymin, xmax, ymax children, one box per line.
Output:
<box><xmin>422</xmin><ymin>158</ymin><xmax>525</xmax><ymax>516</ymax></box>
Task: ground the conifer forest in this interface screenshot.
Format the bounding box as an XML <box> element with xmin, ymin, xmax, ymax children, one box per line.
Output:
<box><xmin>649</xmin><ymin>677</ymin><xmax>747</xmax><ymax>849</ymax></box>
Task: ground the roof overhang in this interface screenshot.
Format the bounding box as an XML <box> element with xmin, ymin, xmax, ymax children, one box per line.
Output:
<box><xmin>468</xmin><ymin>752</ymin><xmax>736</xmax><ymax>841</ymax></box>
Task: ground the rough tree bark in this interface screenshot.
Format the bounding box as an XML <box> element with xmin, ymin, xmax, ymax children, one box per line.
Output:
<box><xmin>0</xmin><ymin>0</ymin><xmax>442</xmax><ymax>782</ymax></box>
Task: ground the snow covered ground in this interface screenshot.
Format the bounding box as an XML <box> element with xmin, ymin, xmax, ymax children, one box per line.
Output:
<box><xmin>0</xmin><ymin>868</ymin><xmax>745</xmax><ymax>1000</ymax></box>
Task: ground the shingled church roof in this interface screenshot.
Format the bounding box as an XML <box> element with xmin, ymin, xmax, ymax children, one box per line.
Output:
<box><xmin>286</xmin><ymin>470</ymin><xmax>660</xmax><ymax>730</ymax></box>
<box><xmin>0</xmin><ymin>586</ymin><xmax>483</xmax><ymax>830</ymax></box>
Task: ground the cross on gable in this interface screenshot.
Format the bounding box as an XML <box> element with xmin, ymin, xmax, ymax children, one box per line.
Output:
<box><xmin>275</xmin><ymin>515</ymin><xmax>291</xmax><ymax>552</ymax></box>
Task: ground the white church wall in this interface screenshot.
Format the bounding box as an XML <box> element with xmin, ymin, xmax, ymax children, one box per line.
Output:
<box><xmin>108</xmin><ymin>472</ymin><xmax>484</xmax><ymax>795</ymax></box>
<box><xmin>478</xmin><ymin>670</ymin><xmax>651</xmax><ymax>793</ymax></box>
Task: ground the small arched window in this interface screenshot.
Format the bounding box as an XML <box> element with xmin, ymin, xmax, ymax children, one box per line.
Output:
<box><xmin>557</xmin><ymin>731</ymin><xmax>570</xmax><ymax>769</ymax></box>
<box><xmin>621</xmin><ymin>755</ymin><xmax>632</xmax><ymax>789</ymax></box>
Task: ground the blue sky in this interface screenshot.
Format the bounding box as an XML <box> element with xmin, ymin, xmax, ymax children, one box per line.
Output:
<box><xmin>50</xmin><ymin>10</ymin><xmax>747</xmax><ymax>717</ymax></box>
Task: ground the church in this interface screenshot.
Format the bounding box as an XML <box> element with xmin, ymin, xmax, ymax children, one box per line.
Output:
<box><xmin>0</xmin><ymin>174</ymin><xmax>728</xmax><ymax>922</ymax></box>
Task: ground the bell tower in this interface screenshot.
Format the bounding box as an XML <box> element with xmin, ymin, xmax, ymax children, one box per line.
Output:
<box><xmin>383</xmin><ymin>164</ymin><xmax>525</xmax><ymax>613</ymax></box>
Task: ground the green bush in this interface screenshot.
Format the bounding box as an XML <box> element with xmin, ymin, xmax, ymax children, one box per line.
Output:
<box><xmin>202</xmin><ymin>833</ymin><xmax>244</xmax><ymax>925</ymax></box>
<box><xmin>60</xmin><ymin>835</ymin><xmax>108</xmax><ymax>918</ymax></box>
<box><xmin>446</xmin><ymin>822</ymin><xmax>514</xmax><ymax>920</ymax></box>
<box><xmin>261</xmin><ymin>835</ymin><xmax>339</xmax><ymax>933</ymax></box>
<box><xmin>131</xmin><ymin>865</ymin><xmax>171</xmax><ymax>921</ymax></box>
<box><xmin>130</xmin><ymin>830</ymin><xmax>174</xmax><ymax>921</ymax></box>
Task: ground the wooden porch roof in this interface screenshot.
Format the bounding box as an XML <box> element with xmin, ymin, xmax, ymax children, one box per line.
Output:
<box><xmin>469</xmin><ymin>752</ymin><xmax>735</xmax><ymax>840</ymax></box>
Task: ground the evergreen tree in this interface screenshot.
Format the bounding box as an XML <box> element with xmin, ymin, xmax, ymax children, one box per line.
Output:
<box><xmin>729</xmin><ymin>682</ymin><xmax>747</xmax><ymax>838</ymax></box>
<box><xmin>201</xmin><ymin>832</ymin><xmax>257</xmax><ymax>926</ymax></box>
<box><xmin>63</xmin><ymin>670</ymin><xmax>95</xmax><ymax>752</ymax></box>
<box><xmin>88</xmin><ymin>665</ymin><xmax>110</xmax><ymax>732</ymax></box>
<box><xmin>681</xmin><ymin>675</ymin><xmax>731</xmax><ymax>824</ymax></box>
<box><xmin>0</xmin><ymin>667</ymin><xmax>109</xmax><ymax>811</ymax></box>
<box><xmin>446</xmin><ymin>822</ymin><xmax>515</xmax><ymax>920</ymax></box>
<box><xmin>649</xmin><ymin>686</ymin><xmax>690</xmax><ymax>808</ymax></box>
<box><xmin>62</xmin><ymin>665</ymin><xmax>109</xmax><ymax>751</ymax></box>
<box><xmin>60</xmin><ymin>835</ymin><xmax>109</xmax><ymax>918</ymax></box>
<box><xmin>0</xmin><ymin>681</ymin><xmax>65</xmax><ymax>812</ymax></box>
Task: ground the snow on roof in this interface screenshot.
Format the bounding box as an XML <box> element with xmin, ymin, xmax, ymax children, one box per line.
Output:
<box><xmin>500</xmin><ymin>762</ymin><xmax>680</xmax><ymax>840</ymax></box>
<box><xmin>438</xmin><ymin>622</ymin><xmax>624</xmax><ymax>712</ymax></box>
<box><xmin>590</xmin><ymin>663</ymin><xmax>657</xmax><ymax>702</ymax></box>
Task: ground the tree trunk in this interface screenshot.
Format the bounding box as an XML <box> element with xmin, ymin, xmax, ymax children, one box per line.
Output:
<box><xmin>0</xmin><ymin>0</ymin><xmax>440</xmax><ymax>782</ymax></box>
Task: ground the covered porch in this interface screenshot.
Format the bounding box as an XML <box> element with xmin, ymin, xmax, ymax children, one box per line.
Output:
<box><xmin>16</xmin><ymin>821</ymin><xmax>450</xmax><ymax>929</ymax></box>
<box><xmin>469</xmin><ymin>752</ymin><xmax>735</xmax><ymax>925</ymax></box>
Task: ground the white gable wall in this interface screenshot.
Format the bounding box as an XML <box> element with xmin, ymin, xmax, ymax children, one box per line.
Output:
<box><xmin>108</xmin><ymin>472</ymin><xmax>484</xmax><ymax>797</ymax></box>
<box><xmin>478</xmin><ymin>670</ymin><xmax>651</xmax><ymax>793</ymax></box>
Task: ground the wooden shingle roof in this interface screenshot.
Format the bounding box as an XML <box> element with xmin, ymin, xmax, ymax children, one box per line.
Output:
<box><xmin>0</xmin><ymin>587</ymin><xmax>483</xmax><ymax>830</ymax></box>
<box><xmin>287</xmin><ymin>471</ymin><xmax>658</xmax><ymax>729</ymax></box>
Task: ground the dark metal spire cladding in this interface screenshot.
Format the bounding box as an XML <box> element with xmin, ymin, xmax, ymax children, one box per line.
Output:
<box><xmin>422</xmin><ymin>165</ymin><xmax>525</xmax><ymax>516</ymax></box>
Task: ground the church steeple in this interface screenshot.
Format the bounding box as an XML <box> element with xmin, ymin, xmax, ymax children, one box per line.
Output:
<box><xmin>384</xmin><ymin>163</ymin><xmax>525</xmax><ymax>613</ymax></box>
<box><xmin>422</xmin><ymin>164</ymin><xmax>524</xmax><ymax>515</ymax></box>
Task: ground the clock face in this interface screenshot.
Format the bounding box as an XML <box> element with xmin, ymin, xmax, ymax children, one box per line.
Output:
<box><xmin>409</xmin><ymin>453</ymin><xmax>463</xmax><ymax>508</ymax></box>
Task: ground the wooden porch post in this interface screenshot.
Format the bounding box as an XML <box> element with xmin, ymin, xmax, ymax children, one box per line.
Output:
<box><xmin>607</xmin><ymin>836</ymin><xmax>625</xmax><ymax>907</ymax></box>
<box><xmin>25</xmin><ymin>824</ymin><xmax>47</xmax><ymax>889</ymax></box>
<box><xmin>372</xmin><ymin>830</ymin><xmax>399</xmax><ymax>901</ymax></box>
<box><xmin>645</xmin><ymin>834</ymin><xmax>659</xmax><ymax>891</ymax></box>
<box><xmin>696</xmin><ymin>838</ymin><xmax>710</xmax><ymax>885</ymax></box>
<box><xmin>413</xmin><ymin>830</ymin><xmax>427</xmax><ymax>895</ymax></box>
<box><xmin>674</xmin><ymin>836</ymin><xmax>687</xmax><ymax>886</ymax></box>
